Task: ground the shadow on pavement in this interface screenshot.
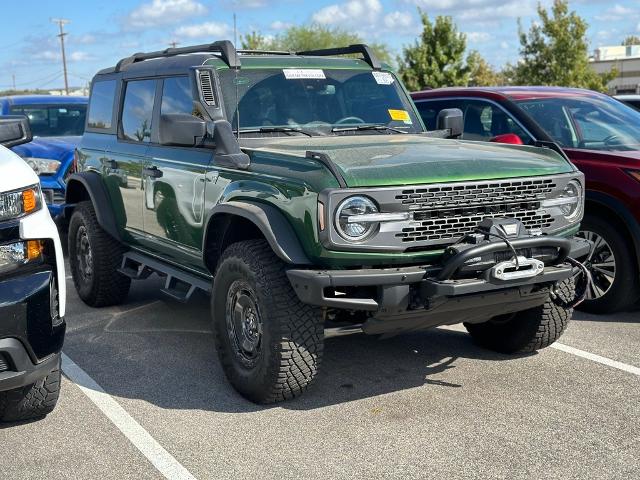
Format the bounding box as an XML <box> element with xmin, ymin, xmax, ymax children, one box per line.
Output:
<box><xmin>62</xmin><ymin>278</ymin><xmax>526</xmax><ymax>414</ymax></box>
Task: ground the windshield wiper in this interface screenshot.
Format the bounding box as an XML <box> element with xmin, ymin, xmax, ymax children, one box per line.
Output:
<box><xmin>331</xmin><ymin>124</ymin><xmax>407</xmax><ymax>134</ymax></box>
<box><xmin>237</xmin><ymin>126</ymin><xmax>314</xmax><ymax>137</ymax></box>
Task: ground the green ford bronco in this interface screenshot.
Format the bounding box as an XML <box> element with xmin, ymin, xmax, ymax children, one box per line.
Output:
<box><xmin>66</xmin><ymin>41</ymin><xmax>590</xmax><ymax>403</ymax></box>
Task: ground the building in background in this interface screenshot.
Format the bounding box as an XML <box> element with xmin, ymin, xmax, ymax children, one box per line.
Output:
<box><xmin>590</xmin><ymin>45</ymin><xmax>640</xmax><ymax>95</ymax></box>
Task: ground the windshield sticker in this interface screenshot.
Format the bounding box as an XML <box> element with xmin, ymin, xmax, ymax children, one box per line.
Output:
<box><xmin>372</xmin><ymin>71</ymin><xmax>394</xmax><ymax>85</ymax></box>
<box><xmin>388</xmin><ymin>109</ymin><xmax>412</xmax><ymax>124</ymax></box>
<box><xmin>283</xmin><ymin>69</ymin><xmax>326</xmax><ymax>80</ymax></box>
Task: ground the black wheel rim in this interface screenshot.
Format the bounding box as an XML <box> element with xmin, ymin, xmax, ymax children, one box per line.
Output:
<box><xmin>225</xmin><ymin>280</ymin><xmax>263</xmax><ymax>367</ymax></box>
<box><xmin>75</xmin><ymin>225</ymin><xmax>94</xmax><ymax>283</ymax></box>
<box><xmin>576</xmin><ymin>230</ymin><xmax>616</xmax><ymax>300</ymax></box>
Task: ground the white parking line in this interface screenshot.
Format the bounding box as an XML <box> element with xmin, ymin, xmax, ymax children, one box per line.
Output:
<box><xmin>61</xmin><ymin>353</ymin><xmax>198</xmax><ymax>480</ymax></box>
<box><xmin>551</xmin><ymin>343</ymin><xmax>640</xmax><ymax>377</ymax></box>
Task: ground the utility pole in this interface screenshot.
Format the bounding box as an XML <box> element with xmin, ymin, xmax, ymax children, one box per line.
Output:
<box><xmin>168</xmin><ymin>41</ymin><xmax>179</xmax><ymax>49</ymax></box>
<box><xmin>12</xmin><ymin>74</ymin><xmax>16</xmax><ymax>90</ymax></box>
<box><xmin>233</xmin><ymin>13</ymin><xmax>237</xmax><ymax>46</ymax></box>
<box><xmin>50</xmin><ymin>18</ymin><xmax>70</xmax><ymax>95</ymax></box>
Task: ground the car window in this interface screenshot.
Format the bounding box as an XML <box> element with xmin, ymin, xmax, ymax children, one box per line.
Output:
<box><xmin>9</xmin><ymin>104</ymin><xmax>86</xmax><ymax>137</ymax></box>
<box><xmin>161</xmin><ymin>77</ymin><xmax>195</xmax><ymax>116</ymax></box>
<box><xmin>87</xmin><ymin>80</ymin><xmax>116</xmax><ymax>130</ymax></box>
<box><xmin>121</xmin><ymin>79</ymin><xmax>156</xmax><ymax>142</ymax></box>
<box><xmin>517</xmin><ymin>100</ymin><xmax>578</xmax><ymax>148</ymax></box>
<box><xmin>414</xmin><ymin>98</ymin><xmax>533</xmax><ymax>144</ymax></box>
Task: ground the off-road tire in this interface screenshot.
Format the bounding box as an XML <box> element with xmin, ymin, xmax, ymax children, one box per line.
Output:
<box><xmin>464</xmin><ymin>278</ymin><xmax>575</xmax><ymax>354</ymax></box>
<box><xmin>0</xmin><ymin>366</ymin><xmax>61</xmax><ymax>422</ymax></box>
<box><xmin>212</xmin><ymin>239</ymin><xmax>324</xmax><ymax>404</ymax></box>
<box><xmin>577</xmin><ymin>215</ymin><xmax>640</xmax><ymax>314</ymax></box>
<box><xmin>68</xmin><ymin>201</ymin><xmax>130</xmax><ymax>307</ymax></box>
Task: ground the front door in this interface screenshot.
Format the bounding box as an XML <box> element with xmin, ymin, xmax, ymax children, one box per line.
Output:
<box><xmin>142</xmin><ymin>76</ymin><xmax>216</xmax><ymax>271</ymax></box>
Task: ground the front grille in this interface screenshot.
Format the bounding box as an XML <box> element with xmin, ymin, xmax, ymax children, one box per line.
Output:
<box><xmin>395</xmin><ymin>178</ymin><xmax>556</xmax><ymax>210</ymax></box>
<box><xmin>394</xmin><ymin>179</ymin><xmax>557</xmax><ymax>244</ymax></box>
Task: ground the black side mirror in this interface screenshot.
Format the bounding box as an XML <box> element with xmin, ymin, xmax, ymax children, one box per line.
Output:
<box><xmin>159</xmin><ymin>114</ymin><xmax>206</xmax><ymax>146</ymax></box>
<box><xmin>211</xmin><ymin>120</ymin><xmax>250</xmax><ymax>170</ymax></box>
<box><xmin>437</xmin><ymin>108</ymin><xmax>464</xmax><ymax>139</ymax></box>
<box><xmin>0</xmin><ymin>115</ymin><xmax>32</xmax><ymax>148</ymax></box>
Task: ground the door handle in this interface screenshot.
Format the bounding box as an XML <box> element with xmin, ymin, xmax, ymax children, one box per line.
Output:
<box><xmin>143</xmin><ymin>166</ymin><xmax>163</xmax><ymax>178</ymax></box>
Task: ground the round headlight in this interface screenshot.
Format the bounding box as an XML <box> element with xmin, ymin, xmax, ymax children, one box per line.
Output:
<box><xmin>335</xmin><ymin>196</ymin><xmax>378</xmax><ymax>241</ymax></box>
<box><xmin>561</xmin><ymin>179</ymin><xmax>582</xmax><ymax>220</ymax></box>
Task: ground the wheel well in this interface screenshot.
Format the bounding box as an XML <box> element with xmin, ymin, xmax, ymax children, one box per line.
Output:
<box><xmin>204</xmin><ymin>214</ymin><xmax>265</xmax><ymax>274</ymax></box>
<box><xmin>65</xmin><ymin>179</ymin><xmax>90</xmax><ymax>205</ymax></box>
<box><xmin>584</xmin><ymin>199</ymin><xmax>639</xmax><ymax>266</ymax></box>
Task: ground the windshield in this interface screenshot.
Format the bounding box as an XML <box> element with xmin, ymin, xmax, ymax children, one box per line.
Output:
<box><xmin>515</xmin><ymin>95</ymin><xmax>640</xmax><ymax>151</ymax></box>
<box><xmin>8</xmin><ymin>104</ymin><xmax>86</xmax><ymax>137</ymax></box>
<box><xmin>218</xmin><ymin>68</ymin><xmax>423</xmax><ymax>135</ymax></box>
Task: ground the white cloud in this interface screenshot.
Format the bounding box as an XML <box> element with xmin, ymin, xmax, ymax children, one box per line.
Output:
<box><xmin>174</xmin><ymin>21</ymin><xmax>231</xmax><ymax>39</ymax></box>
<box><xmin>383</xmin><ymin>11</ymin><xmax>413</xmax><ymax>29</ymax></box>
<box><xmin>467</xmin><ymin>32</ymin><xmax>491</xmax><ymax>43</ymax></box>
<box><xmin>33</xmin><ymin>50</ymin><xmax>93</xmax><ymax>62</ymax></box>
<box><xmin>596</xmin><ymin>4</ymin><xmax>636</xmax><ymax>21</ymax></box>
<box><xmin>126</xmin><ymin>0</ymin><xmax>207</xmax><ymax>29</ymax></box>
<box><xmin>69</xmin><ymin>51</ymin><xmax>94</xmax><ymax>62</ymax></box>
<box><xmin>270</xmin><ymin>20</ymin><xmax>292</xmax><ymax>30</ymax></box>
<box><xmin>312</xmin><ymin>0</ymin><xmax>383</xmax><ymax>26</ymax></box>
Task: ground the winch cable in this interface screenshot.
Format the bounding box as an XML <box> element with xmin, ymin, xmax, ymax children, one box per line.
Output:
<box><xmin>473</xmin><ymin>227</ymin><xmax>521</xmax><ymax>269</ymax></box>
<box><xmin>550</xmin><ymin>256</ymin><xmax>593</xmax><ymax>309</ymax></box>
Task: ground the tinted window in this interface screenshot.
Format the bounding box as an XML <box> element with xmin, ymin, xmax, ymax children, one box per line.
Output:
<box><xmin>9</xmin><ymin>104</ymin><xmax>86</xmax><ymax>136</ymax></box>
<box><xmin>121</xmin><ymin>80</ymin><xmax>156</xmax><ymax>142</ymax></box>
<box><xmin>87</xmin><ymin>80</ymin><xmax>116</xmax><ymax>130</ymax></box>
<box><xmin>415</xmin><ymin>98</ymin><xmax>533</xmax><ymax>144</ymax></box>
<box><xmin>161</xmin><ymin>77</ymin><xmax>194</xmax><ymax>115</ymax></box>
<box><xmin>517</xmin><ymin>96</ymin><xmax>640</xmax><ymax>151</ymax></box>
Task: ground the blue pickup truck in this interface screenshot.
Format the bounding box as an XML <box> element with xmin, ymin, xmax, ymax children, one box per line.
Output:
<box><xmin>0</xmin><ymin>95</ymin><xmax>88</xmax><ymax>219</ymax></box>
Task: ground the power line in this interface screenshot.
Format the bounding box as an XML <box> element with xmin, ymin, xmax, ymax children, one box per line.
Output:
<box><xmin>50</xmin><ymin>18</ymin><xmax>70</xmax><ymax>95</ymax></box>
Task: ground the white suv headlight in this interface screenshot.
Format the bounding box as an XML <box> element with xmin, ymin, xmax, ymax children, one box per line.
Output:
<box><xmin>542</xmin><ymin>179</ymin><xmax>583</xmax><ymax>221</ymax></box>
<box><xmin>23</xmin><ymin>157</ymin><xmax>61</xmax><ymax>175</ymax></box>
<box><xmin>0</xmin><ymin>185</ymin><xmax>42</xmax><ymax>221</ymax></box>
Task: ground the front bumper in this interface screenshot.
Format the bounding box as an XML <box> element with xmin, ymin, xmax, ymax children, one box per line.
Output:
<box><xmin>0</xmin><ymin>269</ymin><xmax>65</xmax><ymax>391</ymax></box>
<box><xmin>287</xmin><ymin>236</ymin><xmax>590</xmax><ymax>313</ymax></box>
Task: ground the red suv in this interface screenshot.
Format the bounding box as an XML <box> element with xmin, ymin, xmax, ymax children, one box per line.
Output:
<box><xmin>411</xmin><ymin>87</ymin><xmax>640</xmax><ymax>313</ymax></box>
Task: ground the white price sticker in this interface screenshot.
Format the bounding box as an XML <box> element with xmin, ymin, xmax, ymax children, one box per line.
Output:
<box><xmin>372</xmin><ymin>71</ymin><xmax>394</xmax><ymax>85</ymax></box>
<box><xmin>283</xmin><ymin>69</ymin><xmax>326</xmax><ymax>80</ymax></box>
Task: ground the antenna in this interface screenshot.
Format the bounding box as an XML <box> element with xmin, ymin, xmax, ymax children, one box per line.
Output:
<box><xmin>50</xmin><ymin>18</ymin><xmax>71</xmax><ymax>95</ymax></box>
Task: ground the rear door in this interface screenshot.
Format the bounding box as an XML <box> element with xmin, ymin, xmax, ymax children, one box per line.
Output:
<box><xmin>142</xmin><ymin>75</ymin><xmax>215</xmax><ymax>271</ymax></box>
<box><xmin>104</xmin><ymin>78</ymin><xmax>157</xmax><ymax>236</ymax></box>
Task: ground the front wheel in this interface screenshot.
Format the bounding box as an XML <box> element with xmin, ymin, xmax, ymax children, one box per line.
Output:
<box><xmin>212</xmin><ymin>239</ymin><xmax>324</xmax><ymax>403</ymax></box>
<box><xmin>464</xmin><ymin>279</ymin><xmax>574</xmax><ymax>354</ymax></box>
<box><xmin>575</xmin><ymin>215</ymin><xmax>640</xmax><ymax>313</ymax></box>
<box><xmin>0</xmin><ymin>367</ymin><xmax>61</xmax><ymax>422</ymax></box>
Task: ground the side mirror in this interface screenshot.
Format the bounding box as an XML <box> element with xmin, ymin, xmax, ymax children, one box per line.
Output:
<box><xmin>159</xmin><ymin>114</ymin><xmax>206</xmax><ymax>147</ymax></box>
<box><xmin>211</xmin><ymin>120</ymin><xmax>250</xmax><ymax>170</ymax></box>
<box><xmin>491</xmin><ymin>133</ymin><xmax>523</xmax><ymax>145</ymax></box>
<box><xmin>0</xmin><ymin>115</ymin><xmax>32</xmax><ymax>148</ymax></box>
<box><xmin>436</xmin><ymin>108</ymin><xmax>463</xmax><ymax>139</ymax></box>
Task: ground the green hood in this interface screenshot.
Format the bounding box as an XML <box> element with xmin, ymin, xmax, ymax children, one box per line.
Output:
<box><xmin>245</xmin><ymin>135</ymin><xmax>574</xmax><ymax>187</ymax></box>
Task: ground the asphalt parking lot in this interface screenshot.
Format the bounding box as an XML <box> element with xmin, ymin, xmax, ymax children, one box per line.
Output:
<box><xmin>1</xmin><ymin>266</ymin><xmax>639</xmax><ymax>480</ymax></box>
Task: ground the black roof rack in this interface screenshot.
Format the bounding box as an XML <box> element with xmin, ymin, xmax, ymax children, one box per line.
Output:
<box><xmin>114</xmin><ymin>40</ymin><xmax>240</xmax><ymax>72</ymax></box>
<box><xmin>237</xmin><ymin>49</ymin><xmax>294</xmax><ymax>56</ymax></box>
<box><xmin>297</xmin><ymin>44</ymin><xmax>382</xmax><ymax>70</ymax></box>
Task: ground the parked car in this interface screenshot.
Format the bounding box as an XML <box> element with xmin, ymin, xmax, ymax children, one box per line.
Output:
<box><xmin>411</xmin><ymin>86</ymin><xmax>640</xmax><ymax>313</ymax></box>
<box><xmin>0</xmin><ymin>95</ymin><xmax>88</xmax><ymax>219</ymax></box>
<box><xmin>65</xmin><ymin>41</ymin><xmax>588</xmax><ymax>403</ymax></box>
<box><xmin>0</xmin><ymin>116</ymin><xmax>66</xmax><ymax>421</ymax></box>
<box><xmin>615</xmin><ymin>94</ymin><xmax>640</xmax><ymax>111</ymax></box>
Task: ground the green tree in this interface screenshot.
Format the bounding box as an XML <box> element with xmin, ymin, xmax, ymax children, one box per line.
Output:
<box><xmin>241</xmin><ymin>24</ymin><xmax>391</xmax><ymax>64</ymax></box>
<box><xmin>513</xmin><ymin>0</ymin><xmax>615</xmax><ymax>91</ymax></box>
<box><xmin>467</xmin><ymin>51</ymin><xmax>503</xmax><ymax>86</ymax></box>
<box><xmin>398</xmin><ymin>12</ymin><xmax>472</xmax><ymax>90</ymax></box>
<box><xmin>622</xmin><ymin>35</ymin><xmax>640</xmax><ymax>46</ymax></box>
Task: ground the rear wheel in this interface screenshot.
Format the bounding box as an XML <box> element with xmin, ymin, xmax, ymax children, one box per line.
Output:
<box><xmin>465</xmin><ymin>279</ymin><xmax>574</xmax><ymax>354</ymax></box>
<box><xmin>576</xmin><ymin>215</ymin><xmax>640</xmax><ymax>313</ymax></box>
<box><xmin>68</xmin><ymin>201</ymin><xmax>131</xmax><ymax>307</ymax></box>
<box><xmin>0</xmin><ymin>367</ymin><xmax>61</xmax><ymax>422</ymax></box>
<box><xmin>212</xmin><ymin>239</ymin><xmax>324</xmax><ymax>403</ymax></box>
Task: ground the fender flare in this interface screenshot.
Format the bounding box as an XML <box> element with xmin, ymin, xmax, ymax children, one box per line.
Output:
<box><xmin>203</xmin><ymin>201</ymin><xmax>311</xmax><ymax>265</ymax></box>
<box><xmin>585</xmin><ymin>190</ymin><xmax>640</xmax><ymax>270</ymax></box>
<box><xmin>64</xmin><ymin>172</ymin><xmax>123</xmax><ymax>241</ymax></box>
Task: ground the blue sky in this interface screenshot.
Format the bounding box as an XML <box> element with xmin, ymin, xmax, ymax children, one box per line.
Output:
<box><xmin>1</xmin><ymin>0</ymin><xmax>638</xmax><ymax>90</ymax></box>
